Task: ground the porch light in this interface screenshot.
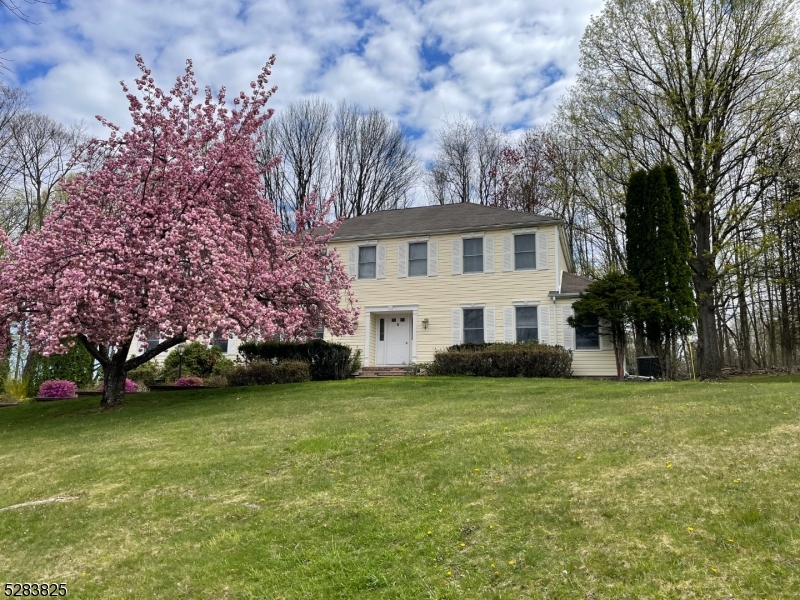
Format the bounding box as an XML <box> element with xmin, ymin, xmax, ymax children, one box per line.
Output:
<box><xmin>422</xmin><ymin>318</ymin><xmax>429</xmax><ymax>329</ymax></box>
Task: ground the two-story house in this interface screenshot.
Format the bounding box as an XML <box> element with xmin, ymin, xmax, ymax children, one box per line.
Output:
<box><xmin>325</xmin><ymin>203</ymin><xmax>618</xmax><ymax>377</ymax></box>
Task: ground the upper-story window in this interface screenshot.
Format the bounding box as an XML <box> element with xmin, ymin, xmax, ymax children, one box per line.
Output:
<box><xmin>358</xmin><ymin>246</ymin><xmax>376</xmax><ymax>279</ymax></box>
<box><xmin>146</xmin><ymin>331</ymin><xmax>160</xmax><ymax>351</ymax></box>
<box><xmin>515</xmin><ymin>307</ymin><xmax>538</xmax><ymax>342</ymax></box>
<box><xmin>463</xmin><ymin>238</ymin><xmax>483</xmax><ymax>273</ymax></box>
<box><xmin>463</xmin><ymin>308</ymin><xmax>484</xmax><ymax>343</ymax></box>
<box><xmin>576</xmin><ymin>313</ymin><xmax>600</xmax><ymax>349</ymax></box>
<box><xmin>514</xmin><ymin>234</ymin><xmax>536</xmax><ymax>270</ymax></box>
<box><xmin>408</xmin><ymin>242</ymin><xmax>428</xmax><ymax>277</ymax></box>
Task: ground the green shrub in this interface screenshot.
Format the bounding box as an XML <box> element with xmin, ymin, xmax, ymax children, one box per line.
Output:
<box><xmin>127</xmin><ymin>361</ymin><xmax>163</xmax><ymax>387</ymax></box>
<box><xmin>203</xmin><ymin>374</ymin><xmax>229</xmax><ymax>388</ymax></box>
<box><xmin>238</xmin><ymin>340</ymin><xmax>357</xmax><ymax>381</ymax></box>
<box><xmin>211</xmin><ymin>357</ymin><xmax>236</xmax><ymax>377</ymax></box>
<box><xmin>430</xmin><ymin>343</ymin><xmax>572</xmax><ymax>378</ymax></box>
<box><xmin>228</xmin><ymin>360</ymin><xmax>311</xmax><ymax>387</ymax></box>
<box><xmin>273</xmin><ymin>360</ymin><xmax>312</xmax><ymax>384</ymax></box>
<box><xmin>23</xmin><ymin>340</ymin><xmax>96</xmax><ymax>397</ymax></box>
<box><xmin>162</xmin><ymin>342</ymin><xmax>224</xmax><ymax>380</ymax></box>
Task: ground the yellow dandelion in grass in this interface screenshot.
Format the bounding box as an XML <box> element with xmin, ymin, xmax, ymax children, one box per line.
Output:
<box><xmin>508</xmin><ymin>560</ymin><xmax>515</xmax><ymax>565</ymax></box>
<box><xmin>711</xmin><ymin>567</ymin><xmax>718</xmax><ymax>573</ymax></box>
<box><xmin>733</xmin><ymin>479</ymin><xmax>740</xmax><ymax>484</ymax></box>
<box><xmin>474</xmin><ymin>468</ymin><xmax>480</xmax><ymax>472</ymax></box>
<box><xmin>460</xmin><ymin>542</ymin><xmax>466</xmax><ymax>547</ymax></box>
<box><xmin>427</xmin><ymin>530</ymin><xmax>432</xmax><ymax>535</ymax></box>
<box><xmin>728</xmin><ymin>538</ymin><xmax>734</xmax><ymax>543</ymax></box>
<box><xmin>489</xmin><ymin>525</ymin><xmax>494</xmax><ymax>529</ymax></box>
<box><xmin>687</xmin><ymin>527</ymin><xmax>694</xmax><ymax>532</ymax></box>
<box><xmin>666</xmin><ymin>461</ymin><xmax>672</xmax><ymax>469</ymax></box>
<box><xmin>576</xmin><ymin>456</ymin><xmax>582</xmax><ymax>460</ymax></box>
<box><xmin>259</xmin><ymin>498</ymin><xmax>265</xmax><ymax>502</ymax></box>
<box><xmin>494</xmin><ymin>570</ymin><xmax>499</xmax><ymax>575</ymax></box>
<box><xmin>491</xmin><ymin>563</ymin><xmax>495</xmax><ymax>568</ymax></box>
<box><xmin>446</xmin><ymin>570</ymin><xmax>452</xmax><ymax>577</ymax></box>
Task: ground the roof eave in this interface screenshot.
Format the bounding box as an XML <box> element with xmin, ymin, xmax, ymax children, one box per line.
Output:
<box><xmin>330</xmin><ymin>219</ymin><xmax>564</xmax><ymax>243</ymax></box>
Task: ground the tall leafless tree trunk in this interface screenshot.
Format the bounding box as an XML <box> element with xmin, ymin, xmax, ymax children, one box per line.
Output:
<box><xmin>332</xmin><ymin>102</ymin><xmax>417</xmax><ymax>219</ymax></box>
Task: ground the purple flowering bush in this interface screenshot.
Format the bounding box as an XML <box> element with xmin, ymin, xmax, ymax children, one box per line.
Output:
<box><xmin>174</xmin><ymin>376</ymin><xmax>204</xmax><ymax>387</ymax></box>
<box><xmin>38</xmin><ymin>380</ymin><xmax>78</xmax><ymax>398</ymax></box>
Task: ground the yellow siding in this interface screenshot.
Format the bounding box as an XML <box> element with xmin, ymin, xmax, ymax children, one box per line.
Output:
<box><xmin>328</xmin><ymin>225</ymin><xmax>617</xmax><ymax>377</ymax></box>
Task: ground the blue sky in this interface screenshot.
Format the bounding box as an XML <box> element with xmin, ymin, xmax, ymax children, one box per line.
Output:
<box><xmin>0</xmin><ymin>0</ymin><xmax>603</xmax><ymax>162</ymax></box>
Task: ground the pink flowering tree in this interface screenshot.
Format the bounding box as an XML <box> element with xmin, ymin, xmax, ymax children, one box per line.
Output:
<box><xmin>0</xmin><ymin>55</ymin><xmax>357</xmax><ymax>406</ymax></box>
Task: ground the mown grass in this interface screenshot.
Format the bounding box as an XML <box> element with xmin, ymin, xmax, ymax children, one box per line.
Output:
<box><xmin>0</xmin><ymin>377</ymin><xmax>798</xmax><ymax>599</ymax></box>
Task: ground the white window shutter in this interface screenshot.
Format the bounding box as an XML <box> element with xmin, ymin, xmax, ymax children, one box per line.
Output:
<box><xmin>451</xmin><ymin>309</ymin><xmax>462</xmax><ymax>345</ymax></box>
<box><xmin>600</xmin><ymin>318</ymin><xmax>613</xmax><ymax>350</ymax></box>
<box><xmin>376</xmin><ymin>244</ymin><xmax>387</xmax><ymax>279</ymax></box>
<box><xmin>484</xmin><ymin>236</ymin><xmax>495</xmax><ymax>273</ymax></box>
<box><xmin>503</xmin><ymin>307</ymin><xmax>514</xmax><ymax>342</ymax></box>
<box><xmin>538</xmin><ymin>305</ymin><xmax>551</xmax><ymax>344</ymax></box>
<box><xmin>502</xmin><ymin>235</ymin><xmax>513</xmax><ymax>272</ymax></box>
<box><xmin>562</xmin><ymin>305</ymin><xmax>574</xmax><ymax>350</ymax></box>
<box><xmin>397</xmin><ymin>244</ymin><xmax>407</xmax><ymax>278</ymax></box>
<box><xmin>451</xmin><ymin>239</ymin><xmax>462</xmax><ymax>275</ymax></box>
<box><xmin>348</xmin><ymin>247</ymin><xmax>357</xmax><ymax>278</ymax></box>
<box><xmin>428</xmin><ymin>241</ymin><xmax>438</xmax><ymax>276</ymax></box>
<box><xmin>485</xmin><ymin>307</ymin><xmax>496</xmax><ymax>342</ymax></box>
<box><xmin>537</xmin><ymin>232</ymin><xmax>549</xmax><ymax>270</ymax></box>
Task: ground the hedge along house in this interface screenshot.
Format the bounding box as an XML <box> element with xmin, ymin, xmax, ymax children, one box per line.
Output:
<box><xmin>325</xmin><ymin>203</ymin><xmax>619</xmax><ymax>377</ymax></box>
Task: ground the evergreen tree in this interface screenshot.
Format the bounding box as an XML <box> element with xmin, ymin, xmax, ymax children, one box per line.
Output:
<box><xmin>569</xmin><ymin>270</ymin><xmax>656</xmax><ymax>380</ymax></box>
<box><xmin>624</xmin><ymin>164</ymin><xmax>696</xmax><ymax>378</ymax></box>
<box><xmin>663</xmin><ymin>164</ymin><xmax>696</xmax><ymax>336</ymax></box>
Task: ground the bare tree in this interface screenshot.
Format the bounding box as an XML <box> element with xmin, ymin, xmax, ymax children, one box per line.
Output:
<box><xmin>0</xmin><ymin>84</ymin><xmax>27</xmax><ymax>197</ymax></box>
<box><xmin>566</xmin><ymin>0</ymin><xmax>800</xmax><ymax>377</ymax></box>
<box><xmin>426</xmin><ymin>116</ymin><xmax>503</xmax><ymax>205</ymax></box>
<box><xmin>1</xmin><ymin>1</ymin><xmax>54</xmax><ymax>73</ymax></box>
<box><xmin>0</xmin><ymin>111</ymin><xmax>83</xmax><ymax>237</ymax></box>
<box><xmin>257</xmin><ymin>97</ymin><xmax>332</xmax><ymax>229</ymax></box>
<box><xmin>332</xmin><ymin>101</ymin><xmax>417</xmax><ymax>218</ymax></box>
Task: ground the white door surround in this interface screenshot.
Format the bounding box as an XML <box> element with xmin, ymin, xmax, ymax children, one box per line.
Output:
<box><xmin>363</xmin><ymin>305</ymin><xmax>418</xmax><ymax>367</ymax></box>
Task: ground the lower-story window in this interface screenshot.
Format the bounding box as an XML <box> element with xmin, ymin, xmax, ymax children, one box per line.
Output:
<box><xmin>211</xmin><ymin>330</ymin><xmax>229</xmax><ymax>353</ymax></box>
<box><xmin>515</xmin><ymin>306</ymin><xmax>538</xmax><ymax>342</ymax></box>
<box><xmin>576</xmin><ymin>313</ymin><xmax>600</xmax><ymax>349</ymax></box>
<box><xmin>463</xmin><ymin>308</ymin><xmax>484</xmax><ymax>343</ymax></box>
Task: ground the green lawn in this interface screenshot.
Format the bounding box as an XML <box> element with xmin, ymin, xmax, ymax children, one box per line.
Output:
<box><xmin>0</xmin><ymin>377</ymin><xmax>798</xmax><ymax>599</ymax></box>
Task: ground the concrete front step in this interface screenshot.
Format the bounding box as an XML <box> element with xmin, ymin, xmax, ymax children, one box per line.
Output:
<box><xmin>355</xmin><ymin>367</ymin><xmax>408</xmax><ymax>378</ymax></box>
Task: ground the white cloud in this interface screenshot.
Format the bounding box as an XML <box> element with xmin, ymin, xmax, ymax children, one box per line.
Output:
<box><xmin>1</xmin><ymin>0</ymin><xmax>604</xmax><ymax>186</ymax></box>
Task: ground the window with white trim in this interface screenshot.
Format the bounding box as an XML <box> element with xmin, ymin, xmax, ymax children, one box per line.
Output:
<box><xmin>146</xmin><ymin>331</ymin><xmax>160</xmax><ymax>351</ymax></box>
<box><xmin>463</xmin><ymin>308</ymin><xmax>484</xmax><ymax>343</ymax></box>
<box><xmin>575</xmin><ymin>313</ymin><xmax>600</xmax><ymax>349</ymax></box>
<box><xmin>463</xmin><ymin>238</ymin><xmax>483</xmax><ymax>273</ymax></box>
<box><xmin>515</xmin><ymin>307</ymin><xmax>538</xmax><ymax>342</ymax></box>
<box><xmin>211</xmin><ymin>330</ymin><xmax>229</xmax><ymax>353</ymax></box>
<box><xmin>358</xmin><ymin>246</ymin><xmax>376</xmax><ymax>279</ymax></box>
<box><xmin>408</xmin><ymin>242</ymin><xmax>427</xmax><ymax>276</ymax></box>
<box><xmin>514</xmin><ymin>234</ymin><xmax>536</xmax><ymax>270</ymax></box>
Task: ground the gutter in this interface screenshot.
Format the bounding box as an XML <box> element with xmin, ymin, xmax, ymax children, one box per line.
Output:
<box><xmin>331</xmin><ymin>219</ymin><xmax>565</xmax><ymax>243</ymax></box>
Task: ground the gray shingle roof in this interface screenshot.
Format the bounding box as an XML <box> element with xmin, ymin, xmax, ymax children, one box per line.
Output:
<box><xmin>330</xmin><ymin>203</ymin><xmax>561</xmax><ymax>241</ymax></box>
<box><xmin>554</xmin><ymin>272</ymin><xmax>594</xmax><ymax>296</ymax></box>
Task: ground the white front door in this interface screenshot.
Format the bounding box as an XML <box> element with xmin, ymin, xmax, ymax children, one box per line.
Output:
<box><xmin>386</xmin><ymin>314</ymin><xmax>411</xmax><ymax>365</ymax></box>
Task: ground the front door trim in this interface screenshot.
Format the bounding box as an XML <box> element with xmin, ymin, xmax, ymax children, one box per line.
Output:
<box><xmin>363</xmin><ymin>304</ymin><xmax>418</xmax><ymax>367</ymax></box>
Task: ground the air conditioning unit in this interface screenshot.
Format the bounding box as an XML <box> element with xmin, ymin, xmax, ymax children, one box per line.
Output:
<box><xmin>637</xmin><ymin>356</ymin><xmax>662</xmax><ymax>378</ymax></box>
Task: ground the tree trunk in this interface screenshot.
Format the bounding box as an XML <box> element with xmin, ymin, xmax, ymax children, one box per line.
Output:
<box><xmin>613</xmin><ymin>332</ymin><xmax>625</xmax><ymax>381</ymax></box>
<box><xmin>692</xmin><ymin>212</ymin><xmax>722</xmax><ymax>377</ymax></box>
<box><xmin>101</xmin><ymin>352</ymin><xmax>128</xmax><ymax>407</ymax></box>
